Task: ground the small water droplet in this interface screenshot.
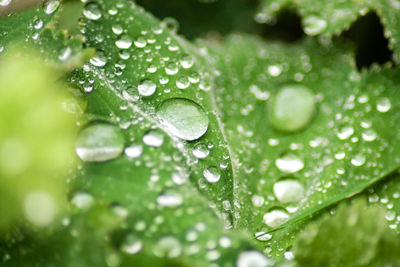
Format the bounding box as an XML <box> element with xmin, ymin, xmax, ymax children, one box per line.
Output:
<box><xmin>71</xmin><ymin>191</ymin><xmax>94</xmax><ymax>209</ymax></box>
<box><xmin>124</xmin><ymin>142</ymin><xmax>143</xmax><ymax>158</ymax></box>
<box><xmin>268</xmin><ymin>65</ymin><xmax>282</xmax><ymax>77</ymax></box>
<box><xmin>203</xmin><ymin>167</ymin><xmax>221</xmax><ymax>183</ymax></box>
<box><xmin>237</xmin><ymin>251</ymin><xmax>270</xmax><ymax>267</ymax></box>
<box><xmin>154</xmin><ymin>236</ymin><xmax>182</xmax><ymax>258</ymax></box>
<box><xmin>83</xmin><ymin>2</ymin><xmax>102</xmax><ymax>20</ymax></box>
<box><xmin>263</xmin><ymin>209</ymin><xmax>289</xmax><ymax>228</ymax></box>
<box><xmin>192</xmin><ymin>143</ymin><xmax>209</xmax><ymax>159</ymax></box>
<box><xmin>351</xmin><ymin>153</ymin><xmax>366</xmax><ymax>166</ymax></box>
<box><xmin>275</xmin><ymin>152</ymin><xmax>304</xmax><ymax>173</ymax></box>
<box><xmin>273</xmin><ymin>179</ymin><xmax>304</xmax><ymax>203</ymax></box>
<box><xmin>76</xmin><ymin>123</ymin><xmax>125</xmax><ymax>162</ymax></box>
<box><xmin>337</xmin><ymin>125</ymin><xmax>354</xmax><ymax>140</ymax></box>
<box><xmin>176</xmin><ymin>76</ymin><xmax>190</xmax><ymax>89</ymax></box>
<box><xmin>134</xmin><ymin>36</ymin><xmax>147</xmax><ymax>48</ymax></box>
<box><xmin>269</xmin><ymin>85</ymin><xmax>315</xmax><ymax>132</ymax></box>
<box><xmin>143</xmin><ymin>130</ymin><xmax>164</xmax><ymax>147</ymax></box>
<box><xmin>157</xmin><ymin>98</ymin><xmax>209</xmax><ymax>141</ymax></box>
<box><xmin>165</xmin><ymin>62</ymin><xmax>179</xmax><ymax>75</ymax></box>
<box><xmin>161</xmin><ymin>17</ymin><xmax>179</xmax><ymax>33</ymax></box>
<box><xmin>303</xmin><ymin>15</ymin><xmax>327</xmax><ymax>35</ymax></box>
<box><xmin>376</xmin><ymin>97</ymin><xmax>391</xmax><ymax>112</ymax></box>
<box><xmin>44</xmin><ymin>0</ymin><xmax>60</xmax><ymax>15</ymax></box>
<box><xmin>121</xmin><ymin>234</ymin><xmax>142</xmax><ymax>254</ymax></box>
<box><xmin>157</xmin><ymin>191</ymin><xmax>183</xmax><ymax>207</ymax></box>
<box><xmin>58</xmin><ymin>47</ymin><xmax>72</xmax><ymax>61</ymax></box>
<box><xmin>115</xmin><ymin>35</ymin><xmax>132</xmax><ymax>49</ymax></box>
<box><xmin>362</xmin><ymin>129</ymin><xmax>377</xmax><ymax>142</ymax></box>
<box><xmin>138</xmin><ymin>80</ymin><xmax>156</xmax><ymax>96</ymax></box>
<box><xmin>90</xmin><ymin>51</ymin><xmax>107</xmax><ymax>67</ymax></box>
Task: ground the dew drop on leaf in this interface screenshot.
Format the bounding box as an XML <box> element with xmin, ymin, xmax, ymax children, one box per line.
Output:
<box><xmin>263</xmin><ymin>209</ymin><xmax>290</xmax><ymax>228</ymax></box>
<box><xmin>236</xmin><ymin>251</ymin><xmax>270</xmax><ymax>267</ymax></box>
<box><xmin>154</xmin><ymin>236</ymin><xmax>182</xmax><ymax>258</ymax></box>
<box><xmin>203</xmin><ymin>166</ymin><xmax>221</xmax><ymax>183</ymax></box>
<box><xmin>157</xmin><ymin>191</ymin><xmax>183</xmax><ymax>207</ymax></box>
<box><xmin>273</xmin><ymin>179</ymin><xmax>305</xmax><ymax>203</ymax></box>
<box><xmin>303</xmin><ymin>15</ymin><xmax>327</xmax><ymax>35</ymax></box>
<box><xmin>137</xmin><ymin>80</ymin><xmax>156</xmax><ymax>96</ymax></box>
<box><xmin>362</xmin><ymin>129</ymin><xmax>377</xmax><ymax>142</ymax></box>
<box><xmin>124</xmin><ymin>142</ymin><xmax>143</xmax><ymax>158</ymax></box>
<box><xmin>43</xmin><ymin>0</ymin><xmax>60</xmax><ymax>15</ymax></box>
<box><xmin>337</xmin><ymin>125</ymin><xmax>354</xmax><ymax>140</ymax></box>
<box><xmin>269</xmin><ymin>85</ymin><xmax>315</xmax><ymax>132</ymax></box>
<box><xmin>192</xmin><ymin>143</ymin><xmax>210</xmax><ymax>159</ymax></box>
<box><xmin>376</xmin><ymin>97</ymin><xmax>391</xmax><ymax>112</ymax></box>
<box><xmin>157</xmin><ymin>98</ymin><xmax>209</xmax><ymax>141</ymax></box>
<box><xmin>75</xmin><ymin>123</ymin><xmax>125</xmax><ymax>162</ymax></box>
<box><xmin>115</xmin><ymin>35</ymin><xmax>132</xmax><ymax>49</ymax></box>
<box><xmin>71</xmin><ymin>191</ymin><xmax>94</xmax><ymax>209</ymax></box>
<box><xmin>83</xmin><ymin>2</ymin><xmax>102</xmax><ymax>21</ymax></box>
<box><xmin>351</xmin><ymin>153</ymin><xmax>366</xmax><ymax>166</ymax></box>
<box><xmin>121</xmin><ymin>234</ymin><xmax>142</xmax><ymax>255</ymax></box>
<box><xmin>142</xmin><ymin>130</ymin><xmax>164</xmax><ymax>147</ymax></box>
<box><xmin>275</xmin><ymin>152</ymin><xmax>304</xmax><ymax>173</ymax></box>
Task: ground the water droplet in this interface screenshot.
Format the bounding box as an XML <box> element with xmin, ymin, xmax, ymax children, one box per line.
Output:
<box><xmin>115</xmin><ymin>35</ymin><xmax>132</xmax><ymax>49</ymax></box>
<box><xmin>273</xmin><ymin>179</ymin><xmax>304</xmax><ymax>203</ymax></box>
<box><xmin>165</xmin><ymin>62</ymin><xmax>179</xmax><ymax>75</ymax></box>
<box><xmin>24</xmin><ymin>191</ymin><xmax>56</xmax><ymax>227</ymax></box>
<box><xmin>337</xmin><ymin>125</ymin><xmax>354</xmax><ymax>140</ymax></box>
<box><xmin>83</xmin><ymin>2</ymin><xmax>102</xmax><ymax>20</ymax></box>
<box><xmin>351</xmin><ymin>153</ymin><xmax>366</xmax><ymax>166</ymax></box>
<box><xmin>269</xmin><ymin>85</ymin><xmax>315</xmax><ymax>132</ymax></box>
<box><xmin>203</xmin><ymin>167</ymin><xmax>221</xmax><ymax>183</ymax></box>
<box><xmin>58</xmin><ymin>47</ymin><xmax>72</xmax><ymax>61</ymax></box>
<box><xmin>362</xmin><ymin>129</ymin><xmax>377</xmax><ymax>142</ymax></box>
<box><xmin>0</xmin><ymin>0</ymin><xmax>11</xmax><ymax>7</ymax></box>
<box><xmin>180</xmin><ymin>55</ymin><xmax>194</xmax><ymax>69</ymax></box>
<box><xmin>157</xmin><ymin>98</ymin><xmax>209</xmax><ymax>141</ymax></box>
<box><xmin>71</xmin><ymin>191</ymin><xmax>94</xmax><ymax>209</ymax></box>
<box><xmin>121</xmin><ymin>234</ymin><xmax>142</xmax><ymax>254</ymax></box>
<box><xmin>90</xmin><ymin>52</ymin><xmax>107</xmax><ymax>67</ymax></box>
<box><xmin>275</xmin><ymin>152</ymin><xmax>304</xmax><ymax>173</ymax></box>
<box><xmin>154</xmin><ymin>236</ymin><xmax>182</xmax><ymax>258</ymax></box>
<box><xmin>176</xmin><ymin>76</ymin><xmax>189</xmax><ymax>89</ymax></box>
<box><xmin>376</xmin><ymin>97</ymin><xmax>391</xmax><ymax>112</ymax></box>
<box><xmin>255</xmin><ymin>232</ymin><xmax>272</xmax><ymax>241</ymax></box>
<box><xmin>138</xmin><ymin>80</ymin><xmax>156</xmax><ymax>96</ymax></box>
<box><xmin>303</xmin><ymin>15</ymin><xmax>327</xmax><ymax>35</ymax></box>
<box><xmin>192</xmin><ymin>143</ymin><xmax>209</xmax><ymax>159</ymax></box>
<box><xmin>143</xmin><ymin>130</ymin><xmax>164</xmax><ymax>147</ymax></box>
<box><xmin>124</xmin><ymin>143</ymin><xmax>143</xmax><ymax>158</ymax></box>
<box><xmin>134</xmin><ymin>36</ymin><xmax>147</xmax><ymax>48</ymax></box>
<box><xmin>157</xmin><ymin>191</ymin><xmax>183</xmax><ymax>207</ymax></box>
<box><xmin>268</xmin><ymin>65</ymin><xmax>282</xmax><ymax>77</ymax></box>
<box><xmin>44</xmin><ymin>0</ymin><xmax>60</xmax><ymax>15</ymax></box>
<box><xmin>237</xmin><ymin>251</ymin><xmax>270</xmax><ymax>267</ymax></box>
<box><xmin>112</xmin><ymin>24</ymin><xmax>123</xmax><ymax>35</ymax></box>
<box><xmin>263</xmin><ymin>209</ymin><xmax>289</xmax><ymax>228</ymax></box>
<box><xmin>161</xmin><ymin>17</ymin><xmax>179</xmax><ymax>33</ymax></box>
<box><xmin>76</xmin><ymin>123</ymin><xmax>124</xmax><ymax>162</ymax></box>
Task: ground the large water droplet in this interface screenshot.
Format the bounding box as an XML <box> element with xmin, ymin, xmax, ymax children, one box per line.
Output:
<box><xmin>83</xmin><ymin>2</ymin><xmax>102</xmax><ymax>20</ymax></box>
<box><xmin>237</xmin><ymin>251</ymin><xmax>270</xmax><ymax>267</ymax></box>
<box><xmin>75</xmin><ymin>123</ymin><xmax>125</xmax><ymax>162</ymax></box>
<box><xmin>275</xmin><ymin>152</ymin><xmax>304</xmax><ymax>173</ymax></box>
<box><xmin>303</xmin><ymin>15</ymin><xmax>327</xmax><ymax>35</ymax></box>
<box><xmin>138</xmin><ymin>80</ymin><xmax>156</xmax><ymax>96</ymax></box>
<box><xmin>269</xmin><ymin>85</ymin><xmax>315</xmax><ymax>132</ymax></box>
<box><xmin>203</xmin><ymin>167</ymin><xmax>221</xmax><ymax>183</ymax></box>
<box><xmin>157</xmin><ymin>98</ymin><xmax>209</xmax><ymax>141</ymax></box>
<box><xmin>263</xmin><ymin>209</ymin><xmax>289</xmax><ymax>228</ymax></box>
<box><xmin>337</xmin><ymin>125</ymin><xmax>354</xmax><ymax>140</ymax></box>
<box><xmin>273</xmin><ymin>179</ymin><xmax>305</xmax><ymax>203</ymax></box>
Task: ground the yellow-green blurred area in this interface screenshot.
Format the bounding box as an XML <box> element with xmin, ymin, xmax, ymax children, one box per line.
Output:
<box><xmin>0</xmin><ymin>48</ymin><xmax>75</xmax><ymax>230</ymax></box>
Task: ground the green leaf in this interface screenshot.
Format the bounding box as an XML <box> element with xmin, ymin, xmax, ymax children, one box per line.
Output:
<box><xmin>201</xmin><ymin>33</ymin><xmax>400</xmax><ymax>257</ymax></box>
<box><xmin>292</xmin><ymin>199</ymin><xmax>400</xmax><ymax>266</ymax></box>
<box><xmin>257</xmin><ymin>0</ymin><xmax>400</xmax><ymax>62</ymax></box>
